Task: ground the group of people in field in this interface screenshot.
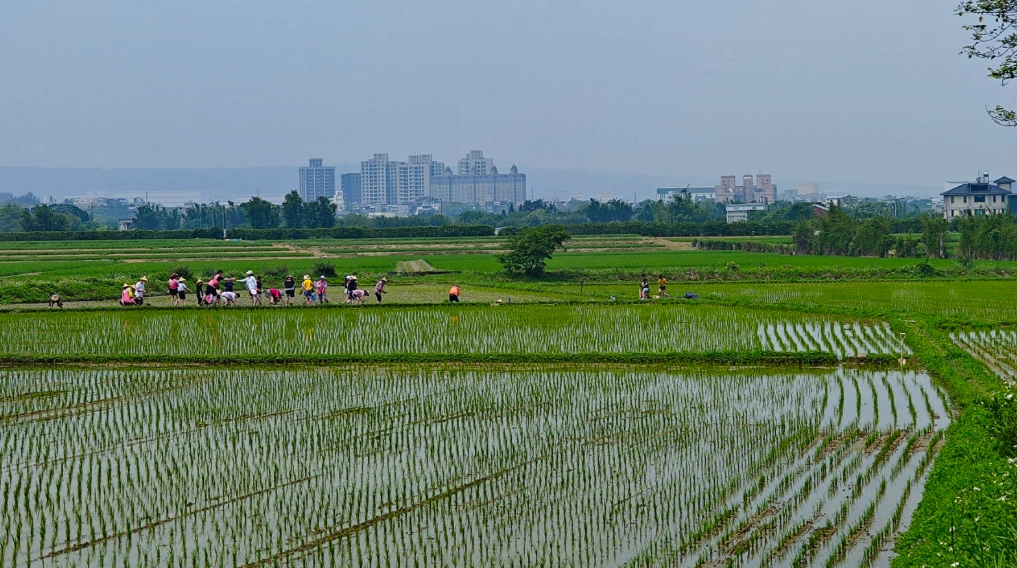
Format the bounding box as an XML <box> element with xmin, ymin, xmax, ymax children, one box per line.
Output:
<box><xmin>116</xmin><ymin>271</ymin><xmax>392</xmax><ymax>307</ymax></box>
<box><xmin>639</xmin><ymin>274</ymin><xmax>670</xmax><ymax>300</ymax></box>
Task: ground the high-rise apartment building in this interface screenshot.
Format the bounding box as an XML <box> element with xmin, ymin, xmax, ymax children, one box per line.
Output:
<box><xmin>340</xmin><ymin>173</ymin><xmax>362</xmax><ymax>205</ymax></box>
<box><xmin>430</xmin><ymin>151</ymin><xmax>526</xmax><ymax>205</ymax></box>
<box><xmin>714</xmin><ymin>174</ymin><xmax>777</xmax><ymax>204</ymax></box>
<box><xmin>359</xmin><ymin>154</ymin><xmax>446</xmax><ymax>206</ymax></box>
<box><xmin>299</xmin><ymin>159</ymin><xmax>336</xmax><ymax>201</ymax></box>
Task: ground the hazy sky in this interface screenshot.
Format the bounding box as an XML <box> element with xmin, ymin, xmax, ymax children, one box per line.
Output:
<box><xmin>1</xmin><ymin>0</ymin><xmax>1015</xmax><ymax>187</ymax></box>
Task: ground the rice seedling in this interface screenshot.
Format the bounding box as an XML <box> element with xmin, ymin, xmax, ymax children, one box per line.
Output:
<box><xmin>0</xmin><ymin>365</ymin><xmax>949</xmax><ymax>566</ymax></box>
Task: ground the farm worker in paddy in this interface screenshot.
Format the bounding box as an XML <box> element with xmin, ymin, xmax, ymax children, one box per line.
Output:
<box><xmin>134</xmin><ymin>276</ymin><xmax>148</xmax><ymax>305</ymax></box>
<box><xmin>302</xmin><ymin>275</ymin><xmax>315</xmax><ymax>305</ymax></box>
<box><xmin>449</xmin><ymin>285</ymin><xmax>461</xmax><ymax>303</ymax></box>
<box><xmin>240</xmin><ymin>270</ymin><xmax>260</xmax><ymax>306</ymax></box>
<box><xmin>374</xmin><ymin>277</ymin><xmax>387</xmax><ymax>303</ymax></box>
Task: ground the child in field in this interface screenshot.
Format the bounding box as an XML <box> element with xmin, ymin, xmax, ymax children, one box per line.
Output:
<box><xmin>283</xmin><ymin>275</ymin><xmax>296</xmax><ymax>305</ymax></box>
<box><xmin>640</xmin><ymin>275</ymin><xmax>649</xmax><ymax>300</ymax></box>
<box><xmin>657</xmin><ymin>274</ymin><xmax>668</xmax><ymax>298</ymax></box>
<box><xmin>302</xmin><ymin>275</ymin><xmax>315</xmax><ymax>304</ymax></box>
<box><xmin>174</xmin><ymin>278</ymin><xmax>188</xmax><ymax>306</ymax></box>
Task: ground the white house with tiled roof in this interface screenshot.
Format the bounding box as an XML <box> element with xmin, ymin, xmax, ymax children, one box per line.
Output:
<box><xmin>941</xmin><ymin>173</ymin><xmax>1014</xmax><ymax>219</ymax></box>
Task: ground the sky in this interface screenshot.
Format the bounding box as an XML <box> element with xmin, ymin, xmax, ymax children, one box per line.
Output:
<box><xmin>1</xmin><ymin>0</ymin><xmax>1015</xmax><ymax>189</ymax></box>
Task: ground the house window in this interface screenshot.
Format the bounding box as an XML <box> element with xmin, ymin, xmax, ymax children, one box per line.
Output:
<box><xmin>964</xmin><ymin>196</ymin><xmax>968</xmax><ymax>203</ymax></box>
<box><xmin>975</xmin><ymin>195</ymin><xmax>986</xmax><ymax>203</ymax></box>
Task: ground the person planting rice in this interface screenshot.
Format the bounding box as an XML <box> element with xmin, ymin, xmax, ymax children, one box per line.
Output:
<box><xmin>267</xmin><ymin>288</ymin><xmax>282</xmax><ymax>305</ymax></box>
<box><xmin>345</xmin><ymin>275</ymin><xmax>358</xmax><ymax>304</ymax></box>
<box><xmin>283</xmin><ymin>275</ymin><xmax>296</xmax><ymax>305</ymax></box>
<box><xmin>223</xmin><ymin>276</ymin><xmax>235</xmax><ymax>294</ymax></box>
<box><xmin>134</xmin><ymin>276</ymin><xmax>148</xmax><ymax>305</ymax></box>
<box><xmin>302</xmin><ymin>275</ymin><xmax>315</xmax><ymax>304</ymax></box>
<box><xmin>195</xmin><ymin>279</ymin><xmax>205</xmax><ymax>306</ymax></box>
<box><xmin>239</xmin><ymin>270</ymin><xmax>260</xmax><ymax>306</ymax></box>
<box><xmin>350</xmin><ymin>289</ymin><xmax>368</xmax><ymax>303</ymax></box>
<box><xmin>316</xmin><ymin>276</ymin><xmax>329</xmax><ymax>303</ymax></box>
<box><xmin>220</xmin><ymin>290</ymin><xmax>239</xmax><ymax>305</ymax></box>
<box><xmin>48</xmin><ymin>294</ymin><xmax>63</xmax><ymax>308</ymax></box>
<box><xmin>206</xmin><ymin>271</ymin><xmax>223</xmax><ymax>302</ymax></box>
<box><xmin>256</xmin><ymin>276</ymin><xmax>264</xmax><ymax>303</ymax></box>
<box><xmin>449</xmin><ymin>284</ymin><xmax>461</xmax><ymax>303</ymax></box>
<box><xmin>174</xmin><ymin>278</ymin><xmax>188</xmax><ymax>306</ymax></box>
<box><xmin>120</xmin><ymin>284</ymin><xmax>135</xmax><ymax>306</ymax></box>
<box><xmin>374</xmin><ymin>277</ymin><xmax>387</xmax><ymax>303</ymax></box>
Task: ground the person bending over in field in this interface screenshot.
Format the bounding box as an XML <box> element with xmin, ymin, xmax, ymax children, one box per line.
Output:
<box><xmin>120</xmin><ymin>284</ymin><xmax>135</xmax><ymax>306</ymax></box>
<box><xmin>344</xmin><ymin>275</ymin><xmax>358</xmax><ymax>304</ymax></box>
<box><xmin>350</xmin><ymin>289</ymin><xmax>368</xmax><ymax>304</ymax></box>
<box><xmin>49</xmin><ymin>294</ymin><xmax>63</xmax><ymax>308</ymax></box>
<box><xmin>267</xmin><ymin>288</ymin><xmax>282</xmax><ymax>305</ymax></box>
<box><xmin>220</xmin><ymin>290</ymin><xmax>239</xmax><ymax>305</ymax></box>
<box><xmin>449</xmin><ymin>285</ymin><xmax>461</xmax><ymax>303</ymax></box>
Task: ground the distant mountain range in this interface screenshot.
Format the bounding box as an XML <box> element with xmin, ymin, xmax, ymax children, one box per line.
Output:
<box><xmin>0</xmin><ymin>166</ymin><xmax>941</xmax><ymax>204</ymax></box>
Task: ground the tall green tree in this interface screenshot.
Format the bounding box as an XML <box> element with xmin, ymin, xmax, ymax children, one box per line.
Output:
<box><xmin>921</xmin><ymin>215</ymin><xmax>950</xmax><ymax>258</ymax></box>
<box><xmin>0</xmin><ymin>204</ymin><xmax>25</xmax><ymax>232</ymax></box>
<box><xmin>133</xmin><ymin>203</ymin><xmax>166</xmax><ymax>230</ymax></box>
<box><xmin>958</xmin><ymin>1</ymin><xmax>1017</xmax><ymax>125</ymax></box>
<box><xmin>240</xmin><ymin>197</ymin><xmax>280</xmax><ymax>229</ymax></box>
<box><xmin>850</xmin><ymin>217</ymin><xmax>893</xmax><ymax>257</ymax></box>
<box><xmin>282</xmin><ymin>191</ymin><xmax>304</xmax><ymax>229</ymax></box>
<box><xmin>303</xmin><ymin>197</ymin><xmax>337</xmax><ymax>229</ymax></box>
<box><xmin>498</xmin><ymin>225</ymin><xmax>572</xmax><ymax>276</ymax></box>
<box><xmin>20</xmin><ymin>204</ymin><xmax>69</xmax><ymax>231</ymax></box>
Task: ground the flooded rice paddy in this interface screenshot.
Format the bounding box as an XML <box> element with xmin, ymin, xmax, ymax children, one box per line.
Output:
<box><xmin>0</xmin><ymin>366</ymin><xmax>948</xmax><ymax>567</ymax></box>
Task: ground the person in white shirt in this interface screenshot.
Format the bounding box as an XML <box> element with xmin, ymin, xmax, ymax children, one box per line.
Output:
<box><xmin>220</xmin><ymin>291</ymin><xmax>238</xmax><ymax>305</ymax></box>
<box><xmin>134</xmin><ymin>276</ymin><xmax>148</xmax><ymax>305</ymax></box>
<box><xmin>174</xmin><ymin>279</ymin><xmax>188</xmax><ymax>307</ymax></box>
<box><xmin>239</xmin><ymin>270</ymin><xmax>260</xmax><ymax>305</ymax></box>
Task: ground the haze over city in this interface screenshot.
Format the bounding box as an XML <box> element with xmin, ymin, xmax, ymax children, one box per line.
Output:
<box><xmin>1</xmin><ymin>0</ymin><xmax>1016</xmax><ymax>199</ymax></box>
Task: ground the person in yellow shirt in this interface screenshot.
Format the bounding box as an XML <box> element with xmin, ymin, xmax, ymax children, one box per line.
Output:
<box><xmin>657</xmin><ymin>275</ymin><xmax>669</xmax><ymax>298</ymax></box>
<box><xmin>302</xmin><ymin>275</ymin><xmax>315</xmax><ymax>305</ymax></box>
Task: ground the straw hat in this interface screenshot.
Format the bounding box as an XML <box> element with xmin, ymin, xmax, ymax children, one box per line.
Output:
<box><xmin>122</xmin><ymin>284</ymin><xmax>131</xmax><ymax>288</ymax></box>
<box><xmin>303</xmin><ymin>275</ymin><xmax>310</xmax><ymax>280</ymax></box>
<box><xmin>139</xmin><ymin>276</ymin><xmax>148</xmax><ymax>282</ymax></box>
<box><xmin>178</xmin><ymin>278</ymin><xmax>187</xmax><ymax>282</ymax></box>
<box><xmin>246</xmin><ymin>270</ymin><xmax>254</xmax><ymax>276</ymax></box>
<box><xmin>381</xmin><ymin>277</ymin><xmax>388</xmax><ymax>282</ymax></box>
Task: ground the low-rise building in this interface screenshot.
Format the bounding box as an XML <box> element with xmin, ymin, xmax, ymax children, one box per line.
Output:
<box><xmin>942</xmin><ymin>173</ymin><xmax>1013</xmax><ymax>219</ymax></box>
<box><xmin>725</xmin><ymin>203</ymin><xmax>767</xmax><ymax>223</ymax></box>
<box><xmin>656</xmin><ymin>187</ymin><xmax>716</xmax><ymax>202</ymax></box>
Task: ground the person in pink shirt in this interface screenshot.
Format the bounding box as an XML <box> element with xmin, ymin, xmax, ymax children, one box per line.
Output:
<box><xmin>267</xmin><ymin>288</ymin><xmax>282</xmax><ymax>305</ymax></box>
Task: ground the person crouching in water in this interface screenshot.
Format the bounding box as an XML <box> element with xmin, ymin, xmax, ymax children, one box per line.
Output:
<box><xmin>120</xmin><ymin>284</ymin><xmax>135</xmax><ymax>306</ymax></box>
<box><xmin>374</xmin><ymin>277</ymin><xmax>387</xmax><ymax>303</ymax></box>
<box><xmin>449</xmin><ymin>285</ymin><xmax>461</xmax><ymax>303</ymax></box>
<box><xmin>49</xmin><ymin>294</ymin><xmax>63</xmax><ymax>308</ymax></box>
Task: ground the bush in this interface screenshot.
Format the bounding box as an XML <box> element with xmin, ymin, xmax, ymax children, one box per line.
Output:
<box><xmin>170</xmin><ymin>266</ymin><xmax>194</xmax><ymax>281</ymax></box>
<box><xmin>312</xmin><ymin>262</ymin><xmax>337</xmax><ymax>278</ymax></box>
<box><xmin>983</xmin><ymin>389</ymin><xmax>1017</xmax><ymax>458</ymax></box>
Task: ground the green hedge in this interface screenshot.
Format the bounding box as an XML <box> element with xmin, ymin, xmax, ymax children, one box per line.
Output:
<box><xmin>0</xmin><ymin>225</ymin><xmax>496</xmax><ymax>242</ymax></box>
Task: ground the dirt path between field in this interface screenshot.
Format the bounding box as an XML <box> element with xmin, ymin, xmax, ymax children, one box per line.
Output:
<box><xmin>274</xmin><ymin>243</ymin><xmax>327</xmax><ymax>258</ymax></box>
<box><xmin>651</xmin><ymin>238</ymin><xmax>694</xmax><ymax>250</ymax></box>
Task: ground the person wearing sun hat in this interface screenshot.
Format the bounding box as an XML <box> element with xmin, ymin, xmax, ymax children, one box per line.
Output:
<box><xmin>283</xmin><ymin>275</ymin><xmax>296</xmax><ymax>305</ymax></box>
<box><xmin>239</xmin><ymin>270</ymin><xmax>259</xmax><ymax>306</ymax></box>
<box><xmin>132</xmin><ymin>276</ymin><xmax>148</xmax><ymax>305</ymax></box>
<box><xmin>302</xmin><ymin>274</ymin><xmax>314</xmax><ymax>304</ymax></box>
<box><xmin>374</xmin><ymin>277</ymin><xmax>388</xmax><ymax>303</ymax></box>
<box><xmin>174</xmin><ymin>278</ymin><xmax>188</xmax><ymax>307</ymax></box>
<box><xmin>120</xmin><ymin>284</ymin><xmax>135</xmax><ymax>306</ymax></box>
<box><xmin>316</xmin><ymin>275</ymin><xmax>329</xmax><ymax>304</ymax></box>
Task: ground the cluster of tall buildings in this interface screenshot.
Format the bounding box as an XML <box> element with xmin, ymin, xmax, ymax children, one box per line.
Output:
<box><xmin>298</xmin><ymin>151</ymin><xmax>526</xmax><ymax>214</ymax></box>
<box><xmin>715</xmin><ymin>174</ymin><xmax>777</xmax><ymax>204</ymax></box>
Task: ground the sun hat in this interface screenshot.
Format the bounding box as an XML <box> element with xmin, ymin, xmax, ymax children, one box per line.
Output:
<box><xmin>246</xmin><ymin>270</ymin><xmax>254</xmax><ymax>275</ymax></box>
<box><xmin>140</xmin><ymin>276</ymin><xmax>148</xmax><ymax>282</ymax></box>
<box><xmin>381</xmin><ymin>277</ymin><xmax>388</xmax><ymax>282</ymax></box>
<box><xmin>123</xmin><ymin>284</ymin><xmax>130</xmax><ymax>288</ymax></box>
<box><xmin>178</xmin><ymin>278</ymin><xmax>186</xmax><ymax>282</ymax></box>
<box><xmin>303</xmin><ymin>275</ymin><xmax>310</xmax><ymax>279</ymax></box>
<box><xmin>319</xmin><ymin>275</ymin><xmax>326</xmax><ymax>279</ymax></box>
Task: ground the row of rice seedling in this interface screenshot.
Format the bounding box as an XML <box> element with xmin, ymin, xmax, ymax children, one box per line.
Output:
<box><xmin>0</xmin><ymin>366</ymin><xmax>948</xmax><ymax>567</ymax></box>
<box><xmin>0</xmin><ymin>305</ymin><xmax>904</xmax><ymax>360</ymax></box>
<box><xmin>951</xmin><ymin>329</ymin><xmax>1017</xmax><ymax>383</ymax></box>
<box><xmin>758</xmin><ymin>321</ymin><xmax>909</xmax><ymax>358</ymax></box>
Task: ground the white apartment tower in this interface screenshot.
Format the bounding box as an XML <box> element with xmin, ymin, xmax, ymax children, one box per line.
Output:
<box><xmin>359</xmin><ymin>153</ymin><xmax>446</xmax><ymax>206</ymax></box>
<box><xmin>458</xmin><ymin>150</ymin><xmax>495</xmax><ymax>176</ymax></box>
